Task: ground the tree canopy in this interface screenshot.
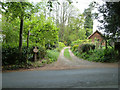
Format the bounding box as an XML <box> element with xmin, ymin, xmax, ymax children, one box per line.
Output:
<box><xmin>98</xmin><ymin>2</ymin><xmax>120</xmax><ymax>38</ymax></box>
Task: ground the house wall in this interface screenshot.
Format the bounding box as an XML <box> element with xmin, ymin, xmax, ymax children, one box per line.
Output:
<box><xmin>89</xmin><ymin>32</ymin><xmax>105</xmax><ymax>46</ymax></box>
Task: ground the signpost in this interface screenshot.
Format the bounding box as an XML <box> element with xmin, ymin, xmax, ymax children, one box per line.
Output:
<box><xmin>33</xmin><ymin>46</ymin><xmax>39</xmax><ymax>62</ymax></box>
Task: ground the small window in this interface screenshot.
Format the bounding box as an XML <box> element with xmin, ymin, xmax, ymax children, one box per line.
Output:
<box><xmin>97</xmin><ymin>39</ymin><xmax>99</xmax><ymax>41</ymax></box>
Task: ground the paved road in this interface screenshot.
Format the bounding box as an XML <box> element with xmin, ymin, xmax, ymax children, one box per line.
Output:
<box><xmin>2</xmin><ymin>68</ymin><xmax>118</xmax><ymax>88</ymax></box>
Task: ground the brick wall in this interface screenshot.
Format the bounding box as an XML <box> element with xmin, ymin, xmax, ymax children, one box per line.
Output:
<box><xmin>89</xmin><ymin>32</ymin><xmax>105</xmax><ymax>46</ymax></box>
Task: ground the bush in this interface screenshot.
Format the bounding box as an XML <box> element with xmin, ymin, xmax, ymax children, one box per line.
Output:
<box><xmin>72</xmin><ymin>45</ymin><xmax>79</xmax><ymax>52</ymax></box>
<box><xmin>73</xmin><ymin>48</ymin><xmax>119</xmax><ymax>63</ymax></box>
<box><xmin>2</xmin><ymin>43</ymin><xmax>46</xmax><ymax>66</ymax></box>
<box><xmin>45</xmin><ymin>50</ymin><xmax>60</xmax><ymax>63</ymax></box>
<box><xmin>37</xmin><ymin>46</ymin><xmax>46</xmax><ymax>60</ymax></box>
<box><xmin>71</xmin><ymin>39</ymin><xmax>91</xmax><ymax>47</ymax></box>
<box><xmin>78</xmin><ymin>44</ymin><xmax>95</xmax><ymax>53</ymax></box>
<box><xmin>2</xmin><ymin>44</ymin><xmax>29</xmax><ymax>65</ymax></box>
<box><xmin>56</xmin><ymin>42</ymin><xmax>65</xmax><ymax>52</ymax></box>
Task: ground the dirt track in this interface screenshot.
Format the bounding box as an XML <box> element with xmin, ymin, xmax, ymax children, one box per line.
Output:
<box><xmin>36</xmin><ymin>47</ymin><xmax>118</xmax><ymax>70</ymax></box>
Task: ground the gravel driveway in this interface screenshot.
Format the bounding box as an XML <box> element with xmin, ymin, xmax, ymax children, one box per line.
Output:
<box><xmin>35</xmin><ymin>47</ymin><xmax>118</xmax><ymax>71</ymax></box>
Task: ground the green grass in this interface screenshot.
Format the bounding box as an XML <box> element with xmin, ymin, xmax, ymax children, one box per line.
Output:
<box><xmin>64</xmin><ymin>48</ymin><xmax>72</xmax><ymax>60</ymax></box>
<box><xmin>46</xmin><ymin>50</ymin><xmax>60</xmax><ymax>63</ymax></box>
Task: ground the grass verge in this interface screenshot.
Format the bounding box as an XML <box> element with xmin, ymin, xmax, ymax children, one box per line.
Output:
<box><xmin>64</xmin><ymin>48</ymin><xmax>72</xmax><ymax>60</ymax></box>
<box><xmin>45</xmin><ymin>49</ymin><xmax>60</xmax><ymax>64</ymax></box>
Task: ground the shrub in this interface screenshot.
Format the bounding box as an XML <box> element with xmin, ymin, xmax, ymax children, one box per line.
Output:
<box><xmin>45</xmin><ymin>50</ymin><xmax>60</xmax><ymax>64</ymax></box>
<box><xmin>56</xmin><ymin>42</ymin><xmax>65</xmax><ymax>52</ymax></box>
<box><xmin>2</xmin><ymin>44</ymin><xmax>20</xmax><ymax>65</ymax></box>
<box><xmin>58</xmin><ymin>42</ymin><xmax>65</xmax><ymax>49</ymax></box>
<box><xmin>37</xmin><ymin>46</ymin><xmax>46</xmax><ymax>60</ymax></box>
<box><xmin>71</xmin><ymin>39</ymin><xmax>92</xmax><ymax>47</ymax></box>
<box><xmin>72</xmin><ymin>45</ymin><xmax>79</xmax><ymax>52</ymax></box>
<box><xmin>2</xmin><ymin>43</ymin><xmax>46</xmax><ymax>66</ymax></box>
<box><xmin>73</xmin><ymin>48</ymin><xmax>119</xmax><ymax>63</ymax></box>
<box><xmin>42</xmin><ymin>60</ymin><xmax>47</xmax><ymax>64</ymax></box>
<box><xmin>78</xmin><ymin>44</ymin><xmax>95</xmax><ymax>53</ymax></box>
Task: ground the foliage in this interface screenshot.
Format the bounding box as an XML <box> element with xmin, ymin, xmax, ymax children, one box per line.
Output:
<box><xmin>1</xmin><ymin>2</ymin><xmax>34</xmax><ymax>20</ymax></box>
<box><xmin>83</xmin><ymin>8</ymin><xmax>93</xmax><ymax>29</ymax></box>
<box><xmin>83</xmin><ymin>1</ymin><xmax>97</xmax><ymax>37</ymax></box>
<box><xmin>2</xmin><ymin>44</ymin><xmax>28</xmax><ymax>65</ymax></box>
<box><xmin>45</xmin><ymin>50</ymin><xmax>60</xmax><ymax>64</ymax></box>
<box><xmin>72</xmin><ymin>45</ymin><xmax>79</xmax><ymax>52</ymax></box>
<box><xmin>56</xmin><ymin>42</ymin><xmax>66</xmax><ymax>52</ymax></box>
<box><xmin>1</xmin><ymin>2</ymin><xmax>35</xmax><ymax>51</ymax></box>
<box><xmin>64</xmin><ymin>48</ymin><xmax>72</xmax><ymax>60</ymax></box>
<box><xmin>2</xmin><ymin>61</ymin><xmax>44</xmax><ymax>70</ymax></box>
<box><xmin>98</xmin><ymin>2</ymin><xmax>120</xmax><ymax>38</ymax></box>
<box><xmin>2</xmin><ymin>16</ymin><xmax>19</xmax><ymax>44</ymax></box>
<box><xmin>62</xmin><ymin>14</ymin><xmax>86</xmax><ymax>45</ymax></box>
<box><xmin>78</xmin><ymin>44</ymin><xmax>95</xmax><ymax>53</ymax></box>
<box><xmin>24</xmin><ymin>14</ymin><xmax>59</xmax><ymax>48</ymax></box>
<box><xmin>1</xmin><ymin>2</ymin><xmax>59</xmax><ymax>68</ymax></box>
<box><xmin>71</xmin><ymin>39</ymin><xmax>92</xmax><ymax>47</ymax></box>
<box><xmin>2</xmin><ymin>43</ymin><xmax>46</xmax><ymax>66</ymax></box>
<box><xmin>37</xmin><ymin>46</ymin><xmax>46</xmax><ymax>60</ymax></box>
<box><xmin>73</xmin><ymin>48</ymin><xmax>119</xmax><ymax>63</ymax></box>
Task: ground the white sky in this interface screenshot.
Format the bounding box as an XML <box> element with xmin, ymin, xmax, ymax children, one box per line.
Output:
<box><xmin>72</xmin><ymin>0</ymin><xmax>104</xmax><ymax>32</ymax></box>
<box><xmin>73</xmin><ymin>0</ymin><xmax>104</xmax><ymax>33</ymax></box>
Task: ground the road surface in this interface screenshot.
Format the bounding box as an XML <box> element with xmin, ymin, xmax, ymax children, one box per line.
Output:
<box><xmin>2</xmin><ymin>68</ymin><xmax>118</xmax><ymax>88</ymax></box>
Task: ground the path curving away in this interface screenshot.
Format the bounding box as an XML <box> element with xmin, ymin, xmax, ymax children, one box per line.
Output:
<box><xmin>33</xmin><ymin>47</ymin><xmax>118</xmax><ymax>71</ymax></box>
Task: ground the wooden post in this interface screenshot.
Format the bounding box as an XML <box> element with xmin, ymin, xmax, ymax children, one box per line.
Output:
<box><xmin>33</xmin><ymin>46</ymin><xmax>39</xmax><ymax>62</ymax></box>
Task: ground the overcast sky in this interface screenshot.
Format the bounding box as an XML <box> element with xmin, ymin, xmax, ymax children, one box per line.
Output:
<box><xmin>72</xmin><ymin>0</ymin><xmax>104</xmax><ymax>32</ymax></box>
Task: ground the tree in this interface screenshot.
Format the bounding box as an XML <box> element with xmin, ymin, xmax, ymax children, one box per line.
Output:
<box><xmin>83</xmin><ymin>1</ymin><xmax>97</xmax><ymax>37</ymax></box>
<box><xmin>2</xmin><ymin>15</ymin><xmax>19</xmax><ymax>44</ymax></box>
<box><xmin>98</xmin><ymin>2</ymin><xmax>120</xmax><ymax>49</ymax></box>
<box><xmin>83</xmin><ymin>8</ymin><xmax>93</xmax><ymax>29</ymax></box>
<box><xmin>98</xmin><ymin>2</ymin><xmax>120</xmax><ymax>38</ymax></box>
<box><xmin>1</xmin><ymin>2</ymin><xmax>35</xmax><ymax>53</ymax></box>
<box><xmin>24</xmin><ymin>14</ymin><xmax>59</xmax><ymax>48</ymax></box>
<box><xmin>63</xmin><ymin>14</ymin><xmax>86</xmax><ymax>45</ymax></box>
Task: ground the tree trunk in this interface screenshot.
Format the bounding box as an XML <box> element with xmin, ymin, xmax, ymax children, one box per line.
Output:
<box><xmin>105</xmin><ymin>39</ymin><xmax>108</xmax><ymax>49</ymax></box>
<box><xmin>26</xmin><ymin>30</ymin><xmax>30</xmax><ymax>63</ymax></box>
<box><xmin>19</xmin><ymin>18</ymin><xmax>24</xmax><ymax>53</ymax></box>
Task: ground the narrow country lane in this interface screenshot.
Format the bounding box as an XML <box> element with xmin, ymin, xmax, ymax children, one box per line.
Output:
<box><xmin>28</xmin><ymin>47</ymin><xmax>118</xmax><ymax>71</ymax></box>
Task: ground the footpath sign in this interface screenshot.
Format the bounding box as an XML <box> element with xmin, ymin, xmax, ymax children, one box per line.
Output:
<box><xmin>33</xmin><ymin>46</ymin><xmax>39</xmax><ymax>61</ymax></box>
